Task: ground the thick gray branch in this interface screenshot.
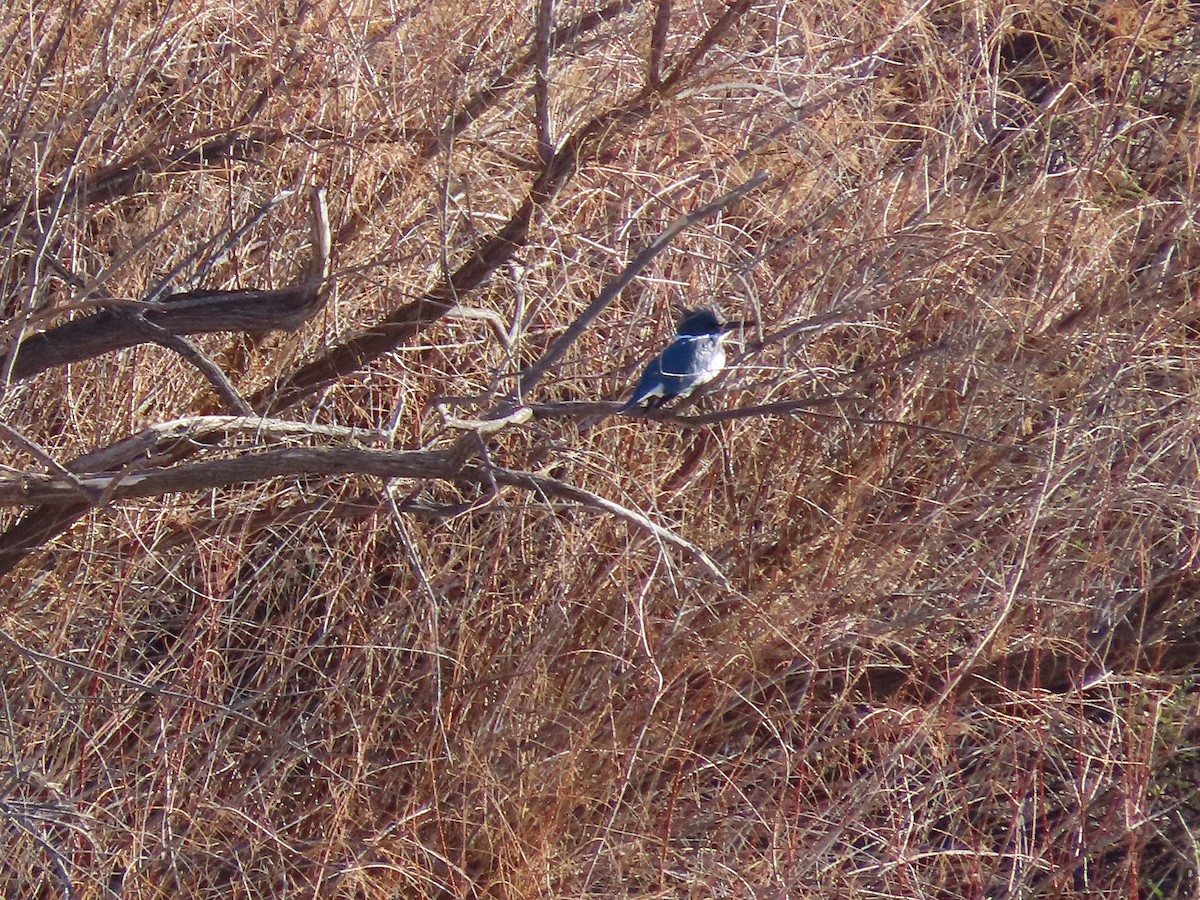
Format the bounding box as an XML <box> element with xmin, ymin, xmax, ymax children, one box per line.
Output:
<box><xmin>7</xmin><ymin>188</ymin><xmax>330</xmax><ymax>382</ymax></box>
<box><xmin>0</xmin><ymin>447</ymin><xmax>453</xmax><ymax>506</ymax></box>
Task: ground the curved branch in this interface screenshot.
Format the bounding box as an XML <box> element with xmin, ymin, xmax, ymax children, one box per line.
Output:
<box><xmin>479</xmin><ymin>465</ymin><xmax>729</xmax><ymax>584</ymax></box>
<box><xmin>7</xmin><ymin>189</ymin><xmax>330</xmax><ymax>382</ymax></box>
<box><xmin>69</xmin><ymin>414</ymin><xmax>390</xmax><ymax>475</ymax></box>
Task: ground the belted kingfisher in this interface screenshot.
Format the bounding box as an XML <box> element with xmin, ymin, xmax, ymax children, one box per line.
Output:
<box><xmin>617</xmin><ymin>308</ymin><xmax>735</xmax><ymax>414</ymax></box>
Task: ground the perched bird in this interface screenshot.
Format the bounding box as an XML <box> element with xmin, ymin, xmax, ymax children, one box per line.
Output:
<box><xmin>617</xmin><ymin>308</ymin><xmax>735</xmax><ymax>414</ymax></box>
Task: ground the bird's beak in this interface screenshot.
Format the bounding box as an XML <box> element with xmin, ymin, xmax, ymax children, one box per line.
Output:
<box><xmin>717</xmin><ymin>318</ymin><xmax>753</xmax><ymax>342</ymax></box>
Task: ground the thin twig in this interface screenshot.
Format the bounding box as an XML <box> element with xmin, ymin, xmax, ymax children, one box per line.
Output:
<box><xmin>663</xmin><ymin>0</ymin><xmax>752</xmax><ymax>85</ymax></box>
<box><xmin>798</xmin><ymin>409</ymin><xmax>1027</xmax><ymax>452</ymax></box>
<box><xmin>476</xmin><ymin>465</ymin><xmax>730</xmax><ymax>585</ymax></box>
<box><xmin>519</xmin><ymin>395</ymin><xmax>850</xmax><ymax>422</ymax></box>
<box><xmin>0</xmin><ymin>628</ymin><xmax>274</xmax><ymax>731</ymax></box>
<box><xmin>146</xmin><ymin>189</ymin><xmax>296</xmax><ymax>301</ymax></box>
<box><xmin>125</xmin><ymin>315</ymin><xmax>254</xmax><ymax>415</ymax></box>
<box><xmin>0</xmin><ymin>423</ymin><xmax>96</xmax><ymax>502</ymax></box>
<box><xmin>436</xmin><ymin>404</ymin><xmax>534</xmax><ymax>434</ymax></box>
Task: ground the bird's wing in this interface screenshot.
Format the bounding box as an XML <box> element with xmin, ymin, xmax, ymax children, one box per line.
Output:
<box><xmin>620</xmin><ymin>354</ymin><xmax>667</xmax><ymax>409</ymax></box>
<box><xmin>657</xmin><ymin>339</ymin><xmax>701</xmax><ymax>383</ymax></box>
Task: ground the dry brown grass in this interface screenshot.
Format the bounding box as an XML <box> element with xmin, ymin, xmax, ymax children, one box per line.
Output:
<box><xmin>2</xmin><ymin>0</ymin><xmax>1200</xmax><ymax>896</ymax></box>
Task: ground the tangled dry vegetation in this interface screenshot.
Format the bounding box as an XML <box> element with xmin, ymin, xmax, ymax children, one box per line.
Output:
<box><xmin>2</xmin><ymin>0</ymin><xmax>1200</xmax><ymax>896</ymax></box>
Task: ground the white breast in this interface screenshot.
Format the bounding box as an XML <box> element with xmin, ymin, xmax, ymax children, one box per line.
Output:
<box><xmin>695</xmin><ymin>341</ymin><xmax>725</xmax><ymax>385</ymax></box>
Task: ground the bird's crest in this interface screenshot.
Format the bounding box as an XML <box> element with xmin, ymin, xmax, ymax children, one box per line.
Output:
<box><xmin>675</xmin><ymin>308</ymin><xmax>726</xmax><ymax>336</ymax></box>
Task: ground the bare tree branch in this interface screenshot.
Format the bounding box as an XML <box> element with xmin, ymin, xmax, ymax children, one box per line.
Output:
<box><xmin>0</xmin><ymin>407</ymin><xmax>391</xmax><ymax>571</ymax></box>
<box><xmin>126</xmin><ymin>318</ymin><xmax>254</xmax><ymax>416</ymax></box>
<box><xmin>147</xmin><ymin>189</ymin><xmax>296</xmax><ymax>300</ymax></box>
<box><xmin>664</xmin><ymin>0</ymin><xmax>753</xmax><ymax>85</ymax></box>
<box><xmin>534</xmin><ymin>0</ymin><xmax>556</xmax><ymax>164</ymax></box>
<box><xmin>522</xmin><ymin>395</ymin><xmax>852</xmax><ymax>422</ymax></box>
<box><xmin>0</xmin><ymin>447</ymin><xmax>454</xmax><ymax>507</ymax></box>
<box><xmin>0</xmin><ymin>423</ymin><xmax>96</xmax><ymax>502</ymax></box>
<box><xmin>795</xmin><ymin>409</ymin><xmax>1028</xmax><ymax>452</ymax></box>
<box><xmin>478</xmin><ymin>465</ymin><xmax>729</xmax><ymax>584</ymax></box>
<box><xmin>69</xmin><ymin>414</ymin><xmax>389</xmax><ymax>475</ymax></box>
<box><xmin>648</xmin><ymin>0</ymin><xmax>672</xmax><ymax>88</ymax></box>
<box><xmin>0</xmin><ymin>446</ymin><xmax>729</xmax><ymax>585</ymax></box>
<box><xmin>6</xmin><ymin>188</ymin><xmax>330</xmax><ymax>382</ymax></box>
